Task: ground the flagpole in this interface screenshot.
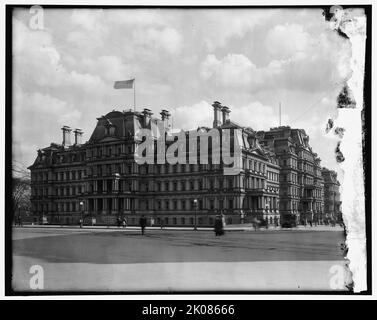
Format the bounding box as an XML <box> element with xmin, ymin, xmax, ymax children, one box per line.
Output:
<box><xmin>133</xmin><ymin>78</ymin><xmax>136</xmax><ymax>112</ymax></box>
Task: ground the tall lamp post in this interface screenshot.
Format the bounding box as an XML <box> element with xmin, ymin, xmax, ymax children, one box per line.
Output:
<box><xmin>114</xmin><ymin>173</ymin><xmax>120</xmax><ymax>220</ymax></box>
<box><xmin>79</xmin><ymin>200</ymin><xmax>84</xmax><ymax>228</ymax></box>
<box><xmin>193</xmin><ymin>199</ymin><xmax>198</xmax><ymax>231</ymax></box>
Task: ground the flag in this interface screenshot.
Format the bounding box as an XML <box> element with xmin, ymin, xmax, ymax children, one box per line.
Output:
<box><xmin>114</xmin><ymin>79</ymin><xmax>135</xmax><ymax>89</ymax></box>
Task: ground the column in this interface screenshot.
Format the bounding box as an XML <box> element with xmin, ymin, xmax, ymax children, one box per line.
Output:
<box><xmin>113</xmin><ymin>198</ymin><xmax>117</xmax><ymax>212</ymax></box>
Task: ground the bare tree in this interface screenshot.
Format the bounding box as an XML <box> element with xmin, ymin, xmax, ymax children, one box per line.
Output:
<box><xmin>12</xmin><ymin>161</ymin><xmax>31</xmax><ymax>223</ymax></box>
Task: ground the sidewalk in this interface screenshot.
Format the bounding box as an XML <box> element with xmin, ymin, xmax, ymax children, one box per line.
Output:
<box><xmin>14</xmin><ymin>223</ymin><xmax>344</xmax><ymax>232</ymax></box>
<box><xmin>12</xmin><ymin>256</ymin><xmax>348</xmax><ymax>292</ymax></box>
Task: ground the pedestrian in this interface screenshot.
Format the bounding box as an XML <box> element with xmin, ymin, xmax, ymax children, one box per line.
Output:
<box><xmin>214</xmin><ymin>215</ymin><xmax>224</xmax><ymax>236</ymax></box>
<box><xmin>122</xmin><ymin>218</ymin><xmax>127</xmax><ymax>228</ymax></box>
<box><xmin>79</xmin><ymin>218</ymin><xmax>83</xmax><ymax>228</ymax></box>
<box><xmin>140</xmin><ymin>215</ymin><xmax>147</xmax><ymax>235</ymax></box>
<box><xmin>17</xmin><ymin>215</ymin><xmax>22</xmax><ymax>227</ymax></box>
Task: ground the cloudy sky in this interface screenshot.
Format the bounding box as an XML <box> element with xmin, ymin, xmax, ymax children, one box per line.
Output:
<box><xmin>13</xmin><ymin>8</ymin><xmax>351</xmax><ymax>172</ymax></box>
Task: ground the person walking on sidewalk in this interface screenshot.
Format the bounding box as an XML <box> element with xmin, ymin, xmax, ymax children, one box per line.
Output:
<box><xmin>140</xmin><ymin>215</ymin><xmax>147</xmax><ymax>235</ymax></box>
<box><xmin>214</xmin><ymin>215</ymin><xmax>224</xmax><ymax>236</ymax></box>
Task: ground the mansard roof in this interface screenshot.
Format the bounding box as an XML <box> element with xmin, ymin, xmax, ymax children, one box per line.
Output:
<box><xmin>89</xmin><ymin>110</ymin><xmax>146</xmax><ymax>143</ymax></box>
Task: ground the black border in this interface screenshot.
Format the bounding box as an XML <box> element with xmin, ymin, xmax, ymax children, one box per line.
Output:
<box><xmin>4</xmin><ymin>4</ymin><xmax>372</xmax><ymax>297</ymax></box>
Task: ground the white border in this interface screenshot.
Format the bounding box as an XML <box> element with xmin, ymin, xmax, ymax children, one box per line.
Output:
<box><xmin>0</xmin><ymin>0</ymin><xmax>374</xmax><ymax>300</ymax></box>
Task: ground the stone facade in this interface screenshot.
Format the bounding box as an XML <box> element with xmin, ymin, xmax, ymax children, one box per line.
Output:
<box><xmin>28</xmin><ymin>102</ymin><xmax>340</xmax><ymax>227</ymax></box>
<box><xmin>322</xmin><ymin>168</ymin><xmax>342</xmax><ymax>223</ymax></box>
<box><xmin>257</xmin><ymin>127</ymin><xmax>326</xmax><ymax>225</ymax></box>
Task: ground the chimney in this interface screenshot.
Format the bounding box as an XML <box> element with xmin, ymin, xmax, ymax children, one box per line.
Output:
<box><xmin>221</xmin><ymin>106</ymin><xmax>230</xmax><ymax>124</ymax></box>
<box><xmin>61</xmin><ymin>126</ymin><xmax>72</xmax><ymax>147</ymax></box>
<box><xmin>142</xmin><ymin>108</ymin><xmax>153</xmax><ymax>127</ymax></box>
<box><xmin>73</xmin><ymin>128</ymin><xmax>83</xmax><ymax>145</ymax></box>
<box><xmin>212</xmin><ymin>101</ymin><xmax>222</xmax><ymax>128</ymax></box>
<box><xmin>160</xmin><ymin>109</ymin><xmax>171</xmax><ymax>132</ymax></box>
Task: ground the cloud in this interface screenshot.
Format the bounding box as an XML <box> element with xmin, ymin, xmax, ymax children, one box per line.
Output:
<box><xmin>264</xmin><ymin>23</ymin><xmax>311</xmax><ymax>59</ymax></box>
<box><xmin>230</xmin><ymin>102</ymin><xmax>289</xmax><ymax>131</ymax></box>
<box><xmin>132</xmin><ymin>27</ymin><xmax>183</xmax><ymax>55</ymax></box>
<box><xmin>13</xmin><ymin>89</ymin><xmax>82</xmax><ymax>166</ymax></box>
<box><xmin>198</xmin><ymin>10</ymin><xmax>276</xmax><ymax>50</ymax></box>
<box><xmin>173</xmin><ymin>101</ymin><xmax>213</xmax><ymax>130</ymax></box>
<box><xmin>200</xmin><ymin>54</ymin><xmax>255</xmax><ymax>87</ymax></box>
<box><xmin>200</xmin><ymin>35</ymin><xmax>350</xmax><ymax>93</ymax></box>
<box><xmin>172</xmin><ymin>100</ymin><xmax>288</xmax><ymax>132</ymax></box>
<box><xmin>11</xmin><ymin>8</ymin><xmax>352</xmax><ymax>174</ymax></box>
<box><xmin>80</xmin><ymin>55</ymin><xmax>136</xmax><ymax>83</ymax></box>
<box><xmin>13</xmin><ymin>18</ymin><xmax>107</xmax><ymax>94</ymax></box>
<box><xmin>70</xmin><ymin>9</ymin><xmax>104</xmax><ymax>30</ymax></box>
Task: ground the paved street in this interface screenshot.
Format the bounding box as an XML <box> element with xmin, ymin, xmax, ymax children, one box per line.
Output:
<box><xmin>12</xmin><ymin>227</ymin><xmax>349</xmax><ymax>292</ymax></box>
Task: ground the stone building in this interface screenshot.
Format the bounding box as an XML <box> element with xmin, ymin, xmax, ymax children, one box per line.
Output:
<box><xmin>28</xmin><ymin>102</ymin><xmax>338</xmax><ymax>227</ymax></box>
<box><xmin>257</xmin><ymin>126</ymin><xmax>325</xmax><ymax>225</ymax></box>
<box><xmin>322</xmin><ymin>167</ymin><xmax>342</xmax><ymax>223</ymax></box>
